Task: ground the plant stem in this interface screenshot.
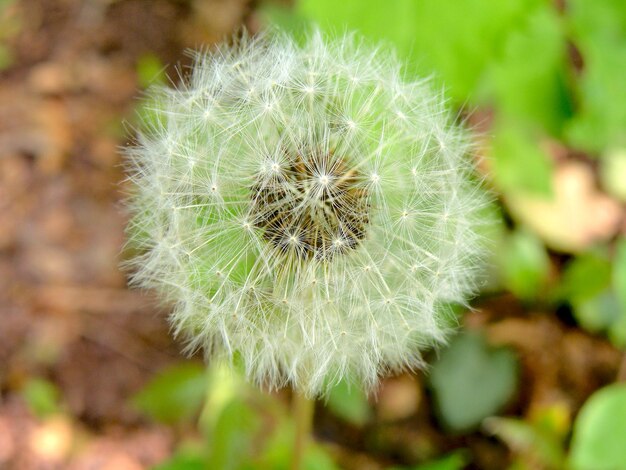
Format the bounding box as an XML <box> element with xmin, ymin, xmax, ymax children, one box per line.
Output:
<box><xmin>290</xmin><ymin>391</ymin><xmax>315</xmax><ymax>470</ymax></box>
<box><xmin>618</xmin><ymin>352</ymin><xmax>626</xmax><ymax>382</ymax></box>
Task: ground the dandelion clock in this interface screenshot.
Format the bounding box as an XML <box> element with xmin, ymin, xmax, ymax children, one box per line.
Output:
<box><xmin>124</xmin><ymin>30</ymin><xmax>490</xmax><ymax>398</ymax></box>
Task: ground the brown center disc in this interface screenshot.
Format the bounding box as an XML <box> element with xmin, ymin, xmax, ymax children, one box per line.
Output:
<box><xmin>250</xmin><ymin>150</ymin><xmax>370</xmax><ymax>260</ymax></box>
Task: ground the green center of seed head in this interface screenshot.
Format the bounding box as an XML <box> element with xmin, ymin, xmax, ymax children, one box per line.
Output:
<box><xmin>250</xmin><ymin>149</ymin><xmax>370</xmax><ymax>261</ymax></box>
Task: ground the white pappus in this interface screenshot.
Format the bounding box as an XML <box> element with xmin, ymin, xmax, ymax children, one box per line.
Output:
<box><xmin>124</xmin><ymin>30</ymin><xmax>491</xmax><ymax>397</ymax></box>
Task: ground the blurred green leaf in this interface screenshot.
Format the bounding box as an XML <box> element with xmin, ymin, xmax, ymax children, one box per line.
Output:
<box><xmin>303</xmin><ymin>446</ymin><xmax>341</xmax><ymax>470</ymax></box>
<box><xmin>574</xmin><ymin>290</ymin><xmax>621</xmax><ymax>335</ymax></box>
<box><xmin>206</xmin><ymin>398</ymin><xmax>261</xmax><ymax>470</ymax></box>
<box><xmin>0</xmin><ymin>45</ymin><xmax>11</xmax><ymax>70</ymax></box>
<box><xmin>560</xmin><ymin>249</ymin><xmax>626</xmax><ymax>348</ymax></box>
<box><xmin>295</xmin><ymin>0</ymin><xmax>420</xmax><ymax>75</ymax></box>
<box><xmin>566</xmin><ymin>0</ymin><xmax>626</xmax><ymax>152</ymax></box>
<box><xmin>499</xmin><ymin>229</ymin><xmax>551</xmax><ymax>300</ymax></box>
<box><xmin>397</xmin><ymin>451</ymin><xmax>468</xmax><ymax>470</ymax></box>
<box><xmin>488</xmin><ymin>6</ymin><xmax>572</xmax><ymax>135</ymax></box>
<box><xmin>414</xmin><ymin>454</ymin><xmax>466</xmax><ymax>470</ymax></box>
<box><xmin>248</xmin><ymin>419</ymin><xmax>292</xmax><ymax>470</ymax></box>
<box><xmin>570</xmin><ymin>384</ymin><xmax>626</xmax><ymax>470</ymax></box>
<box><xmin>326</xmin><ymin>379</ymin><xmax>371</xmax><ymax>426</ymax></box>
<box><xmin>0</xmin><ymin>0</ymin><xmax>19</xmax><ymax>70</ymax></box>
<box><xmin>243</xmin><ymin>394</ymin><xmax>339</xmax><ymax>470</ymax></box>
<box><xmin>294</xmin><ymin>0</ymin><xmax>545</xmax><ymax>102</ymax></box>
<box><xmin>430</xmin><ymin>332</ymin><xmax>518</xmax><ymax>432</ymax></box>
<box><xmin>613</xmin><ymin>239</ymin><xmax>626</xmax><ymax>312</ymax></box>
<box><xmin>608</xmin><ymin>312</ymin><xmax>626</xmax><ymax>349</ymax></box>
<box><xmin>559</xmin><ymin>251</ymin><xmax>613</xmax><ymax>332</ymax></box>
<box><xmin>199</xmin><ymin>361</ymin><xmax>245</xmax><ymax>433</ymax></box>
<box><xmin>22</xmin><ymin>378</ymin><xmax>61</xmax><ymax>419</ymax></box>
<box><xmin>600</xmin><ymin>149</ymin><xmax>626</xmax><ymax>202</ymax></box>
<box><xmin>565</xmin><ymin>44</ymin><xmax>626</xmax><ymax>152</ymax></box>
<box><xmin>558</xmin><ymin>251</ymin><xmax>611</xmax><ymax>305</ymax></box>
<box><xmin>484</xmin><ymin>414</ymin><xmax>566</xmax><ymax>469</ymax></box>
<box><xmin>260</xmin><ymin>4</ymin><xmax>311</xmax><ymax>42</ymax></box>
<box><xmin>490</xmin><ymin>123</ymin><xmax>554</xmax><ymax>196</ymax></box>
<box><xmin>151</xmin><ymin>450</ymin><xmax>206</xmax><ymax>470</ymax></box>
<box><xmin>132</xmin><ymin>362</ymin><xmax>207</xmax><ymax>425</ymax></box>
<box><xmin>253</xmin><ymin>421</ymin><xmax>340</xmax><ymax>470</ymax></box>
<box><xmin>136</xmin><ymin>53</ymin><xmax>166</xmax><ymax>88</ymax></box>
<box><xmin>532</xmin><ymin>401</ymin><xmax>571</xmax><ymax>440</ymax></box>
<box><xmin>568</xmin><ymin>0</ymin><xmax>626</xmax><ymax>40</ymax></box>
<box><xmin>611</xmin><ymin>239</ymin><xmax>626</xmax><ymax>348</ymax></box>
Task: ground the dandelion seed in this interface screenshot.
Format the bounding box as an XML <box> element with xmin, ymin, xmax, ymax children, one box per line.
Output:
<box><xmin>124</xmin><ymin>30</ymin><xmax>490</xmax><ymax>396</ymax></box>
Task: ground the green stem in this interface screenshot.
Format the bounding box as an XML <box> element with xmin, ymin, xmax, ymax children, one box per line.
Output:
<box><xmin>618</xmin><ymin>352</ymin><xmax>626</xmax><ymax>382</ymax></box>
<box><xmin>290</xmin><ymin>392</ymin><xmax>315</xmax><ymax>470</ymax></box>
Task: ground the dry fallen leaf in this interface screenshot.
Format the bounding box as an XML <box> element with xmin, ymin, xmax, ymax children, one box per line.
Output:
<box><xmin>506</xmin><ymin>162</ymin><xmax>623</xmax><ymax>252</ymax></box>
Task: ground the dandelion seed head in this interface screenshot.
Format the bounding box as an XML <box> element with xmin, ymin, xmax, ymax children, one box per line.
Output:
<box><xmin>124</xmin><ymin>30</ymin><xmax>491</xmax><ymax>396</ymax></box>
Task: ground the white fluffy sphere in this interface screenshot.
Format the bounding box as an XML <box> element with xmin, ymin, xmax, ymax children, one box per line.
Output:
<box><xmin>125</xmin><ymin>31</ymin><xmax>490</xmax><ymax>396</ymax></box>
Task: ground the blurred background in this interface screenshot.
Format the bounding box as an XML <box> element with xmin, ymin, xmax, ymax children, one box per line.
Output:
<box><xmin>1</xmin><ymin>0</ymin><xmax>625</xmax><ymax>469</ymax></box>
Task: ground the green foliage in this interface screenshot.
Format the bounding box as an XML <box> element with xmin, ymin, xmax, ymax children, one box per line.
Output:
<box><xmin>199</xmin><ymin>361</ymin><xmax>244</xmax><ymax>432</ymax></box>
<box><xmin>611</xmin><ymin>240</ymin><xmax>626</xmax><ymax>347</ymax></box>
<box><xmin>412</xmin><ymin>452</ymin><xmax>467</xmax><ymax>470</ymax></box>
<box><xmin>565</xmin><ymin>0</ymin><xmax>626</xmax><ymax>152</ymax></box>
<box><xmin>574</xmin><ymin>290</ymin><xmax>622</xmax><ymax>339</ymax></box>
<box><xmin>559</xmin><ymin>251</ymin><xmax>612</xmax><ymax>305</ymax></box>
<box><xmin>0</xmin><ymin>44</ymin><xmax>10</xmax><ymax>70</ymax></box>
<box><xmin>152</xmin><ymin>450</ymin><xmax>206</xmax><ymax>470</ymax></box>
<box><xmin>259</xmin><ymin>3</ymin><xmax>310</xmax><ymax>41</ymax></box>
<box><xmin>499</xmin><ymin>229</ymin><xmax>551</xmax><ymax>300</ymax></box>
<box><xmin>132</xmin><ymin>362</ymin><xmax>208</xmax><ymax>425</ymax></box>
<box><xmin>488</xmin><ymin>6</ymin><xmax>572</xmax><ymax>136</ymax></box>
<box><xmin>326</xmin><ymin>379</ymin><xmax>371</xmax><ymax>426</ymax></box>
<box><xmin>613</xmin><ymin>240</ymin><xmax>626</xmax><ymax>310</ymax></box>
<box><xmin>0</xmin><ymin>0</ymin><xmax>20</xmax><ymax>70</ymax></box>
<box><xmin>429</xmin><ymin>332</ymin><xmax>518</xmax><ymax>432</ymax></box>
<box><xmin>272</xmin><ymin>0</ymin><xmax>625</xmax><ymax>149</ymax></box>
<box><xmin>490</xmin><ymin>123</ymin><xmax>554</xmax><ymax>196</ymax></box>
<box><xmin>291</xmin><ymin>0</ymin><xmax>548</xmax><ymax>104</ymax></box>
<box><xmin>570</xmin><ymin>384</ymin><xmax>626</xmax><ymax>470</ymax></box>
<box><xmin>484</xmin><ymin>403</ymin><xmax>570</xmax><ymax>469</ymax></box>
<box><xmin>158</xmin><ymin>363</ymin><xmax>264</xmax><ymax>470</ymax></box>
<box><xmin>388</xmin><ymin>451</ymin><xmax>469</xmax><ymax>470</ymax></box>
<box><xmin>140</xmin><ymin>361</ymin><xmax>339</xmax><ymax>470</ymax></box>
<box><xmin>250</xmin><ymin>418</ymin><xmax>340</xmax><ymax>470</ymax></box>
<box><xmin>21</xmin><ymin>378</ymin><xmax>62</xmax><ymax>419</ymax></box>
<box><xmin>301</xmin><ymin>447</ymin><xmax>341</xmax><ymax>470</ymax></box>
<box><xmin>557</xmin><ymin>250</ymin><xmax>626</xmax><ymax>347</ymax></box>
<box><xmin>205</xmin><ymin>398</ymin><xmax>261</xmax><ymax>470</ymax></box>
<box><xmin>136</xmin><ymin>53</ymin><xmax>166</xmax><ymax>89</ymax></box>
<box><xmin>600</xmin><ymin>149</ymin><xmax>626</xmax><ymax>202</ymax></box>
